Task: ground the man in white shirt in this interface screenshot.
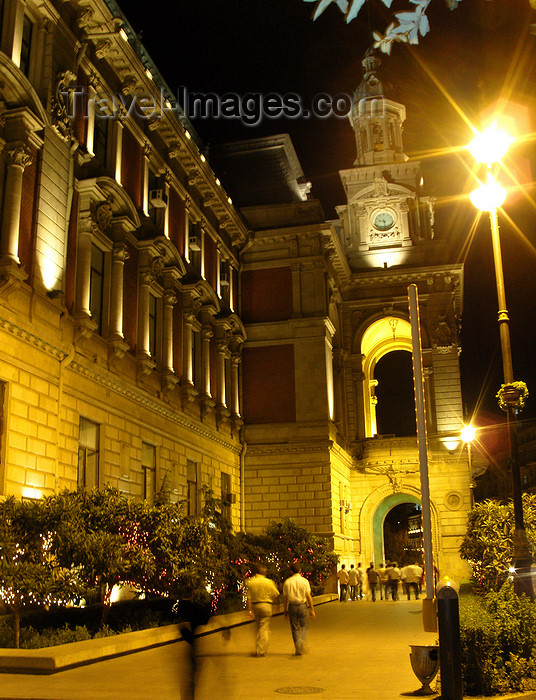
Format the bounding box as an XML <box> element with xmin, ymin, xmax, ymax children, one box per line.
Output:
<box><xmin>400</xmin><ymin>562</ymin><xmax>423</xmax><ymax>600</ymax></box>
<box><xmin>283</xmin><ymin>562</ymin><xmax>315</xmax><ymax>655</ymax></box>
<box><xmin>246</xmin><ymin>564</ymin><xmax>280</xmax><ymax>656</ymax></box>
<box><xmin>337</xmin><ymin>564</ymin><xmax>349</xmax><ymax>601</ymax></box>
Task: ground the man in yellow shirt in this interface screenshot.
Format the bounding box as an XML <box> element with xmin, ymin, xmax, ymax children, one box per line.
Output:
<box><xmin>246</xmin><ymin>564</ymin><xmax>280</xmax><ymax>657</ymax></box>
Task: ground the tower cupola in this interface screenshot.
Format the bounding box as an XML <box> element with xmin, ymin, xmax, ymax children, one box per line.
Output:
<box><xmin>349</xmin><ymin>49</ymin><xmax>408</xmax><ymax>166</ymax></box>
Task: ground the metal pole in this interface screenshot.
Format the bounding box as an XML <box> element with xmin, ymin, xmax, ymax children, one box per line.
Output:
<box><xmin>408</xmin><ymin>284</ymin><xmax>434</xmax><ymax>601</ymax></box>
<box><xmin>488</xmin><ymin>198</ymin><xmax>533</xmax><ymax>598</ymax></box>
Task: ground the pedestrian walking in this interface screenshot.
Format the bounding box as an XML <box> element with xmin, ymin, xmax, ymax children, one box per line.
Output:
<box><xmin>386</xmin><ymin>561</ymin><xmax>401</xmax><ymax>601</ymax></box>
<box><xmin>173</xmin><ymin>585</ymin><xmax>211</xmax><ymax>699</ymax></box>
<box><xmin>283</xmin><ymin>562</ymin><xmax>315</xmax><ymax>655</ymax></box>
<box><xmin>366</xmin><ymin>562</ymin><xmax>379</xmax><ymax>602</ymax></box>
<box><xmin>400</xmin><ymin>561</ymin><xmax>422</xmax><ymax>600</ymax></box>
<box><xmin>245</xmin><ymin>563</ymin><xmax>281</xmax><ymax>656</ymax></box>
<box><xmin>348</xmin><ymin>564</ymin><xmax>358</xmax><ymax>600</ymax></box>
<box><xmin>378</xmin><ymin>562</ymin><xmax>388</xmax><ymax>600</ymax></box>
<box><xmin>337</xmin><ymin>564</ymin><xmax>349</xmax><ymax>602</ymax></box>
<box><xmin>357</xmin><ymin>562</ymin><xmax>365</xmax><ymax>599</ymax></box>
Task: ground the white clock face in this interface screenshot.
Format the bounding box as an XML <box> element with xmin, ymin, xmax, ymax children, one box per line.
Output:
<box><xmin>373</xmin><ymin>211</ymin><xmax>394</xmax><ymax>231</ymax></box>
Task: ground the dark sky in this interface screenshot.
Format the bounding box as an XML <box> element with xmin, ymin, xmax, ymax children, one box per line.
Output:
<box><xmin>121</xmin><ymin>0</ymin><xmax>536</xmax><ymax>427</ymax></box>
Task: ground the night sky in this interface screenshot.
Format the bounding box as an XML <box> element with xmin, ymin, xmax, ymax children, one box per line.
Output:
<box><xmin>121</xmin><ymin>0</ymin><xmax>536</xmax><ymax>430</ymax></box>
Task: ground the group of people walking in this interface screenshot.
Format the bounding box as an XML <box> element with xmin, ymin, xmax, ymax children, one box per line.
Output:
<box><xmin>245</xmin><ymin>562</ymin><xmax>315</xmax><ymax>657</ymax></box>
<box><xmin>338</xmin><ymin>561</ymin><xmax>423</xmax><ymax>602</ymax></box>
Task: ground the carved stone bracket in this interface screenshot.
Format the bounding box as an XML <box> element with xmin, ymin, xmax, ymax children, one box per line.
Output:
<box><xmin>74</xmin><ymin>314</ymin><xmax>98</xmax><ymax>344</ymax></box>
<box><xmin>161</xmin><ymin>370</ymin><xmax>179</xmax><ymax>396</ymax></box>
<box><xmin>108</xmin><ymin>336</ymin><xmax>130</xmax><ymax>365</ymax></box>
<box><xmin>200</xmin><ymin>394</ymin><xmax>216</xmax><ymax>419</ymax></box>
<box><xmin>51</xmin><ymin>70</ymin><xmax>77</xmax><ymax>140</ymax></box>
<box><xmin>0</xmin><ymin>259</ymin><xmax>27</xmax><ymax>299</ymax></box>
<box><xmin>136</xmin><ymin>354</ymin><xmax>156</xmax><ymax>381</ymax></box>
<box><xmin>231</xmin><ymin>414</ymin><xmax>244</xmax><ymax>436</ymax></box>
<box><xmin>180</xmin><ymin>379</ymin><xmax>198</xmax><ymax>407</ymax></box>
<box><xmin>216</xmin><ymin>404</ymin><xmax>231</xmax><ymax>428</ymax></box>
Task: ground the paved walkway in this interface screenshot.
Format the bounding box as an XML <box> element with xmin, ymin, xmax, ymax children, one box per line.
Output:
<box><xmin>0</xmin><ymin>598</ymin><xmax>441</xmax><ymax>700</ymax></box>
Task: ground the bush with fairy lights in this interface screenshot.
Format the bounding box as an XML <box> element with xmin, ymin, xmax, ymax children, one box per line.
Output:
<box><xmin>0</xmin><ymin>488</ymin><xmax>338</xmax><ymax>648</ymax></box>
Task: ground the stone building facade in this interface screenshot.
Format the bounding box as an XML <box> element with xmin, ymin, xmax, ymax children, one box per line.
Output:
<box><xmin>0</xmin><ymin>0</ymin><xmax>247</xmax><ymax>527</ymax></box>
<box><xmin>0</xmin><ymin>1</ymin><xmax>471</xmax><ymax>578</ymax></box>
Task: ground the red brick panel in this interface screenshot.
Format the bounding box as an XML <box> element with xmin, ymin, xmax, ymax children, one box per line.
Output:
<box><xmin>123</xmin><ymin>243</ymin><xmax>138</xmax><ymax>352</ymax></box>
<box><xmin>241</xmin><ymin>267</ymin><xmax>293</xmax><ymax>323</ymax></box>
<box><xmin>210</xmin><ymin>335</ymin><xmax>217</xmax><ymax>398</ymax></box>
<box><xmin>242</xmin><ymin>344</ymin><xmax>295</xmax><ymax>423</ymax></box>
<box><xmin>18</xmin><ymin>144</ymin><xmax>39</xmax><ymax>282</ymax></box>
<box><xmin>204</xmin><ymin>234</ymin><xmax>216</xmax><ymax>289</ymax></box>
<box><xmin>121</xmin><ymin>129</ymin><xmax>142</xmax><ymax>208</ymax></box>
<box><xmin>168</xmin><ymin>187</ymin><xmax>184</xmax><ymax>255</ymax></box>
<box><xmin>173</xmin><ymin>294</ymin><xmax>183</xmax><ymax>376</ymax></box>
<box><xmin>73</xmin><ymin>69</ymin><xmax>88</xmax><ymax>147</ymax></box>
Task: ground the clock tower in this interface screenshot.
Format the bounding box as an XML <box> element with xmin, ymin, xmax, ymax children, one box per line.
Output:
<box><xmin>336</xmin><ymin>50</ymin><xmax>435</xmax><ymax>267</ymax></box>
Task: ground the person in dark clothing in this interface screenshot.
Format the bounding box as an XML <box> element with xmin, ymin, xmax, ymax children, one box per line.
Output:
<box><xmin>173</xmin><ymin>588</ymin><xmax>211</xmax><ymax>699</ymax></box>
<box><xmin>366</xmin><ymin>562</ymin><xmax>379</xmax><ymax>602</ymax></box>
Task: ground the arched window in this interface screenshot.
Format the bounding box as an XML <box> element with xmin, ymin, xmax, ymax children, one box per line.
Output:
<box><xmin>360</xmin><ymin>317</ymin><xmax>413</xmax><ymax>437</ymax></box>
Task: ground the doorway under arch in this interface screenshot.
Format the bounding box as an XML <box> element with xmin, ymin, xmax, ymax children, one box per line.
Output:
<box><xmin>360</xmin><ymin>316</ymin><xmax>413</xmax><ymax>437</ymax></box>
<box><xmin>372</xmin><ymin>493</ymin><xmax>421</xmax><ymax>565</ymax></box>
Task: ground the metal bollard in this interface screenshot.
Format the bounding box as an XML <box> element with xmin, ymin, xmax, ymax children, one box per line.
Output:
<box><xmin>436</xmin><ymin>578</ymin><xmax>463</xmax><ymax>700</ymax></box>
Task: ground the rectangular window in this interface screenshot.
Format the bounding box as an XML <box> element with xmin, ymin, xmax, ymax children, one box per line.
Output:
<box><xmin>90</xmin><ymin>243</ymin><xmax>105</xmax><ymax>333</ymax></box>
<box><xmin>221</xmin><ymin>472</ymin><xmax>231</xmax><ymax>521</ymax></box>
<box><xmin>142</xmin><ymin>442</ymin><xmax>156</xmax><ymax>503</ymax></box>
<box><xmin>148</xmin><ymin>292</ymin><xmax>157</xmax><ymax>359</ymax></box>
<box><xmin>187</xmin><ymin>460</ymin><xmax>198</xmax><ymax>516</ymax></box>
<box><xmin>78</xmin><ymin>417</ymin><xmax>99</xmax><ymax>489</ymax></box>
<box><xmin>188</xmin><ymin>222</ymin><xmax>202</xmax><ymax>273</ymax></box>
<box><xmin>93</xmin><ymin>115</ymin><xmax>108</xmax><ymax>166</ymax></box>
<box><xmin>19</xmin><ymin>15</ymin><xmax>33</xmax><ymax>76</ymax></box>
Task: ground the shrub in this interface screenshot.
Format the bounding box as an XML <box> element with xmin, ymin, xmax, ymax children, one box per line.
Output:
<box><xmin>460</xmin><ymin>583</ymin><xmax>536</xmax><ymax>695</ymax></box>
<box><xmin>460</xmin><ymin>495</ymin><xmax>536</xmax><ymax>592</ymax></box>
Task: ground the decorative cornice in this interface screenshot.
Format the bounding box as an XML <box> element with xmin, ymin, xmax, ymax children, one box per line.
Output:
<box><xmin>0</xmin><ymin>316</ymin><xmax>66</xmax><ymax>360</ymax></box>
<box><xmin>246</xmin><ymin>441</ymin><xmax>332</xmax><ymax>455</ymax></box>
<box><xmin>69</xmin><ymin>361</ymin><xmax>240</xmax><ymax>453</ymax></box>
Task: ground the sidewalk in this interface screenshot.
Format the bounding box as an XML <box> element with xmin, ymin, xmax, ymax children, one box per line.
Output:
<box><xmin>0</xmin><ymin>598</ymin><xmax>533</xmax><ymax>699</ymax></box>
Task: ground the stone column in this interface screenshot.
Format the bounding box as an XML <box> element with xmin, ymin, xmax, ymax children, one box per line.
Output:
<box><xmin>182</xmin><ymin>312</ymin><xmax>195</xmax><ymax>384</ymax></box>
<box><xmin>137</xmin><ymin>267</ymin><xmax>152</xmax><ymax>358</ymax></box>
<box><xmin>231</xmin><ymin>353</ymin><xmax>241</xmax><ymax>416</ymax></box>
<box><xmin>184</xmin><ymin>204</ymin><xmax>190</xmax><ymax>262</ymax></box>
<box><xmin>142</xmin><ymin>143</ymin><xmax>151</xmax><ymax>215</ymax></box>
<box><xmin>216</xmin><ymin>341</ymin><xmax>227</xmax><ymax>406</ymax></box>
<box><xmin>109</xmin><ymin>242</ymin><xmax>129</xmax><ymax>339</ymax></box>
<box><xmin>74</xmin><ymin>217</ymin><xmax>93</xmax><ymax>318</ymax></box>
<box><xmin>229</xmin><ymin>265</ymin><xmax>235</xmax><ymax>311</ymax></box>
<box><xmin>114</xmin><ymin>119</ymin><xmax>124</xmax><ymax>183</ymax></box>
<box><xmin>1</xmin><ymin>146</ymin><xmax>32</xmax><ymax>263</ymax></box>
<box><xmin>201</xmin><ymin>326</ymin><xmax>213</xmax><ymax>397</ymax></box>
<box><xmin>162</xmin><ymin>289</ymin><xmax>177</xmax><ymax>373</ymax></box>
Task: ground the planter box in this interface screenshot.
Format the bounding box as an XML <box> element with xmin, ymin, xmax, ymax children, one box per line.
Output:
<box><xmin>0</xmin><ymin>594</ymin><xmax>337</xmax><ymax>674</ymax></box>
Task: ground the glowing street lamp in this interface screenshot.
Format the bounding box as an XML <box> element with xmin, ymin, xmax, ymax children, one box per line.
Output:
<box><xmin>468</xmin><ymin>124</ymin><xmax>533</xmax><ymax>598</ymax></box>
<box><xmin>461</xmin><ymin>425</ymin><xmax>476</xmax><ymax>507</ymax></box>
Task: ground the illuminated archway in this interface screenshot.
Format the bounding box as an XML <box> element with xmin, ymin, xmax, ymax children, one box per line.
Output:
<box><xmin>360</xmin><ymin>316</ymin><xmax>412</xmax><ymax>437</ymax></box>
<box><xmin>372</xmin><ymin>492</ymin><xmax>420</xmax><ymax>565</ymax></box>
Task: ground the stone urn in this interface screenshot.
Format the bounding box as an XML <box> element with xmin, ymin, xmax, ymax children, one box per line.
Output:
<box><xmin>409</xmin><ymin>644</ymin><xmax>439</xmax><ymax>695</ymax></box>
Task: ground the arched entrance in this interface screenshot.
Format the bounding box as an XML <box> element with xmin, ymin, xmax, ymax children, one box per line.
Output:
<box><xmin>372</xmin><ymin>493</ymin><xmax>421</xmax><ymax>565</ymax></box>
<box><xmin>360</xmin><ymin>317</ymin><xmax>413</xmax><ymax>437</ymax></box>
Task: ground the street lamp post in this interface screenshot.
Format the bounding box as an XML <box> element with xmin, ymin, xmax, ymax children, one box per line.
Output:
<box><xmin>468</xmin><ymin>125</ymin><xmax>533</xmax><ymax>598</ymax></box>
<box><xmin>461</xmin><ymin>425</ymin><xmax>476</xmax><ymax>508</ymax></box>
